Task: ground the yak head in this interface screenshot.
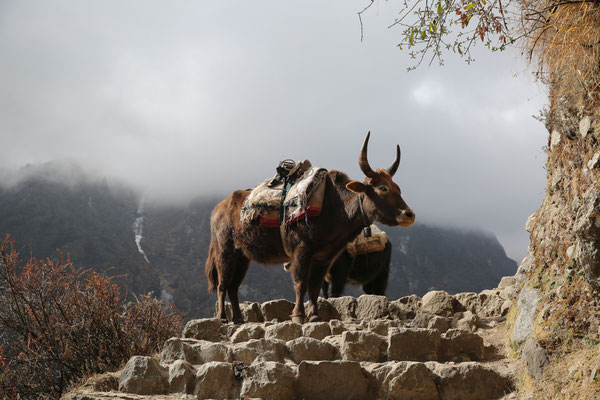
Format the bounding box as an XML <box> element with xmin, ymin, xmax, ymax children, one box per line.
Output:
<box><xmin>346</xmin><ymin>132</ymin><xmax>415</xmax><ymax>227</ymax></box>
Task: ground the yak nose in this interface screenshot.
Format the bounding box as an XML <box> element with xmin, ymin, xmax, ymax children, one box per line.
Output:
<box><xmin>403</xmin><ymin>209</ymin><xmax>415</xmax><ymax>221</ymax></box>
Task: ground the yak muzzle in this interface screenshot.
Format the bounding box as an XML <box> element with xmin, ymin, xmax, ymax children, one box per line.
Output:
<box><xmin>397</xmin><ymin>209</ymin><xmax>415</xmax><ymax>226</ymax></box>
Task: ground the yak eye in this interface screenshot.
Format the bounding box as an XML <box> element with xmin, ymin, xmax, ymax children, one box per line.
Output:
<box><xmin>378</xmin><ymin>186</ymin><xmax>389</xmax><ymax>192</ymax></box>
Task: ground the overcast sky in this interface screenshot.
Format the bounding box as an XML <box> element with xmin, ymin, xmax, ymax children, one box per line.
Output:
<box><xmin>0</xmin><ymin>1</ymin><xmax>548</xmax><ymax>261</ymax></box>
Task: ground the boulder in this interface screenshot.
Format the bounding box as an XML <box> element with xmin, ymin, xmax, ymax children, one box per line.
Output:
<box><xmin>327</xmin><ymin>296</ymin><xmax>357</xmax><ymax>321</ymax></box>
<box><xmin>366</xmin><ymin>361</ymin><xmax>439</xmax><ymax>400</ymax></box>
<box><xmin>499</xmin><ymin>286</ymin><xmax>517</xmax><ymax>301</ymax></box>
<box><xmin>264</xmin><ymin>321</ymin><xmax>302</xmax><ymax>341</ymax></box>
<box><xmin>160</xmin><ymin>337</ymin><xmax>186</xmax><ymax>364</ymax></box>
<box><xmin>119</xmin><ymin>356</ymin><xmax>167</xmax><ymax>395</ymax></box>
<box><xmin>498</xmin><ymin>276</ymin><xmax>517</xmax><ymax>289</ymax></box>
<box><xmin>261</xmin><ymin>299</ymin><xmax>294</xmax><ymax>321</ymax></box>
<box><xmin>388</xmin><ymin>328</ymin><xmax>441</xmax><ymax>362</ymax></box>
<box><xmin>322</xmin><ymin>335</ymin><xmax>343</xmax><ymax>358</ymax></box>
<box><xmin>427</xmin><ymin>362</ymin><xmax>513</xmax><ymax>400</ymax></box>
<box><xmin>287</xmin><ymin>336</ymin><xmax>337</xmax><ymax>363</ymax></box>
<box><xmin>478</xmin><ymin>289</ymin><xmax>505</xmax><ymax>317</ymax></box>
<box><xmin>440</xmin><ymin>329</ymin><xmax>486</xmax><ymax>362</ymax></box>
<box><xmin>580</xmin><ymin>116</ymin><xmax>592</xmax><ymax>138</ymax></box>
<box><xmin>356</xmin><ymin>294</ymin><xmax>389</xmax><ymax>320</ymax></box>
<box><xmin>182</xmin><ymin>340</ymin><xmax>231</xmax><ymax>364</ymax></box>
<box><xmin>511</xmin><ymin>288</ymin><xmax>539</xmax><ymax>346</ymax></box>
<box><xmin>231</xmin><ymin>323</ymin><xmax>265</xmax><ymax>343</ymax></box>
<box><xmin>232</xmin><ymin>338</ymin><xmax>286</xmax><ymax>365</ymax></box>
<box><xmin>329</xmin><ymin>319</ymin><xmax>348</xmax><ymax>335</ymax></box>
<box><xmin>168</xmin><ymin>360</ymin><xmax>196</xmax><ymax>394</ymax></box>
<box><xmin>451</xmin><ymin>311</ymin><xmax>479</xmax><ymax>332</ymax></box>
<box><xmin>240</xmin><ymin>361</ymin><xmax>297</xmax><ymax>399</ymax></box>
<box><xmin>296</xmin><ymin>361</ymin><xmax>370</xmax><ymax>400</ymax></box>
<box><xmin>454</xmin><ymin>292</ymin><xmax>479</xmax><ymax>314</ymax></box>
<box><xmin>421</xmin><ymin>291</ymin><xmax>464</xmax><ymax>317</ymax></box>
<box><xmin>193</xmin><ymin>361</ymin><xmax>239</xmax><ymax>399</ymax></box>
<box><xmin>182</xmin><ymin>318</ymin><xmax>222</xmax><ymax>342</ymax></box>
<box><xmin>412</xmin><ymin>312</ymin><xmax>451</xmax><ymax>333</ymax></box>
<box><xmin>363</xmin><ymin>319</ymin><xmax>401</xmax><ymax>336</ymax></box>
<box><xmin>523</xmin><ymin>337</ymin><xmax>549</xmax><ymax>379</ymax></box>
<box><xmin>241</xmin><ymin>302</ymin><xmax>264</xmax><ymax>322</ymax></box>
<box><xmin>341</xmin><ymin>330</ymin><xmax>387</xmax><ymax>362</ymax></box>
<box><xmin>302</xmin><ymin>321</ymin><xmax>332</xmax><ymax>340</ymax></box>
<box><xmin>389</xmin><ymin>295</ymin><xmax>421</xmax><ymax>320</ymax></box>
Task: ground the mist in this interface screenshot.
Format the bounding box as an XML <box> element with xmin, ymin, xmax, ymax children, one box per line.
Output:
<box><xmin>0</xmin><ymin>1</ymin><xmax>547</xmax><ymax>261</ymax></box>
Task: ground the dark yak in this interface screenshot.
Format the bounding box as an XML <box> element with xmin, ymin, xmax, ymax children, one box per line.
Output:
<box><xmin>205</xmin><ymin>132</ymin><xmax>414</xmax><ymax>323</ymax></box>
<box><xmin>322</xmin><ymin>238</ymin><xmax>392</xmax><ymax>298</ymax></box>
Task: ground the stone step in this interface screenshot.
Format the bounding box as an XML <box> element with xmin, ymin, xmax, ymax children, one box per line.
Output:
<box><xmin>173</xmin><ymin>319</ymin><xmax>490</xmax><ymax>364</ymax></box>
<box><xmin>62</xmin><ymin>291</ymin><xmax>518</xmax><ymax>400</ymax></box>
<box><xmin>77</xmin><ymin>357</ymin><xmax>512</xmax><ymax>400</ymax></box>
<box><xmin>219</xmin><ymin>291</ymin><xmax>511</xmax><ymax>324</ymax></box>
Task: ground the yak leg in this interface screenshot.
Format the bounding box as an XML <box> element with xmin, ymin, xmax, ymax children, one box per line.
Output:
<box><xmin>361</xmin><ymin>265</ymin><xmax>389</xmax><ymax>295</ymax></box>
<box><xmin>289</xmin><ymin>246</ymin><xmax>312</xmax><ymax>323</ymax></box>
<box><xmin>216</xmin><ymin>275</ymin><xmax>228</xmax><ymax>323</ymax></box>
<box><xmin>307</xmin><ymin>262</ymin><xmax>329</xmax><ymax>322</ymax></box>
<box><xmin>321</xmin><ymin>280</ymin><xmax>330</xmax><ymax>299</ymax></box>
<box><xmin>362</xmin><ymin>242</ymin><xmax>391</xmax><ymax>296</ymax></box>
<box><xmin>227</xmin><ymin>252</ymin><xmax>250</xmax><ymax>324</ymax></box>
<box><xmin>329</xmin><ymin>265</ymin><xmax>349</xmax><ymax>298</ymax></box>
<box><xmin>328</xmin><ymin>253</ymin><xmax>351</xmax><ymax>298</ymax></box>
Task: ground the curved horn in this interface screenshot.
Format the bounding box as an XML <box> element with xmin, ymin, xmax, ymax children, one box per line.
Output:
<box><xmin>359</xmin><ymin>132</ymin><xmax>376</xmax><ymax>178</ymax></box>
<box><xmin>386</xmin><ymin>144</ymin><xmax>401</xmax><ymax>177</ymax></box>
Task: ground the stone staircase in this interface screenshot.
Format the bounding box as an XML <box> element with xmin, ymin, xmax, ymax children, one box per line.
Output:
<box><xmin>63</xmin><ymin>285</ymin><xmax>518</xmax><ymax>400</ymax></box>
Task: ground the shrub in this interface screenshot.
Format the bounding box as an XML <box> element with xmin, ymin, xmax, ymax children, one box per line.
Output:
<box><xmin>0</xmin><ymin>235</ymin><xmax>183</xmax><ymax>399</ymax></box>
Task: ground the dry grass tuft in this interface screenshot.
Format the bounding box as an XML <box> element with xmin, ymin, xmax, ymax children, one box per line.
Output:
<box><xmin>522</xmin><ymin>0</ymin><xmax>600</xmax><ymax>103</ymax></box>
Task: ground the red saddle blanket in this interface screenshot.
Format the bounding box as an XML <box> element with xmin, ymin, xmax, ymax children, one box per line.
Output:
<box><xmin>240</xmin><ymin>163</ymin><xmax>327</xmax><ymax>228</ymax></box>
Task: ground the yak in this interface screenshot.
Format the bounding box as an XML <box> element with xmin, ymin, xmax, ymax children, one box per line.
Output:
<box><xmin>205</xmin><ymin>132</ymin><xmax>414</xmax><ymax>323</ymax></box>
<box><xmin>322</xmin><ymin>238</ymin><xmax>392</xmax><ymax>298</ymax></box>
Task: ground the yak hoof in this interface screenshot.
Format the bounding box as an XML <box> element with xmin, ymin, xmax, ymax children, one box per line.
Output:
<box><xmin>308</xmin><ymin>314</ymin><xmax>322</xmax><ymax>323</ymax></box>
<box><xmin>291</xmin><ymin>315</ymin><xmax>305</xmax><ymax>324</ymax></box>
<box><xmin>220</xmin><ymin>317</ymin><xmax>229</xmax><ymax>324</ymax></box>
<box><xmin>233</xmin><ymin>317</ymin><xmax>244</xmax><ymax>325</ymax></box>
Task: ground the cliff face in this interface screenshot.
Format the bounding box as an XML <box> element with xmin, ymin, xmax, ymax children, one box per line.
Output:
<box><xmin>0</xmin><ymin>163</ymin><xmax>516</xmax><ymax>319</ymax></box>
<box><xmin>0</xmin><ymin>173</ymin><xmax>161</xmax><ymax>297</ymax></box>
<box><xmin>508</xmin><ymin>83</ymin><xmax>600</xmax><ymax>397</ymax></box>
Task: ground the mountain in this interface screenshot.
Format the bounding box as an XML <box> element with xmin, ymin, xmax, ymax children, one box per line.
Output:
<box><xmin>0</xmin><ymin>163</ymin><xmax>517</xmax><ymax>318</ymax></box>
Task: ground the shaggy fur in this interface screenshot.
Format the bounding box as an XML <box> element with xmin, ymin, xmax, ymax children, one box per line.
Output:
<box><xmin>206</xmin><ymin>138</ymin><xmax>414</xmax><ymax>323</ymax></box>
<box><xmin>322</xmin><ymin>240</ymin><xmax>392</xmax><ymax>298</ymax></box>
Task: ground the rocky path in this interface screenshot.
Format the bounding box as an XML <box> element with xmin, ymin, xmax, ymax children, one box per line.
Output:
<box><xmin>63</xmin><ymin>281</ymin><xmax>519</xmax><ymax>400</ymax></box>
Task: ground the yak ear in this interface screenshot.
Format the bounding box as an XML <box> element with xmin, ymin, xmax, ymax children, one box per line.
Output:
<box><xmin>346</xmin><ymin>181</ymin><xmax>367</xmax><ymax>194</ymax></box>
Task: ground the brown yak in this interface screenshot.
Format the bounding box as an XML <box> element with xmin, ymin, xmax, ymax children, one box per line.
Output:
<box><xmin>205</xmin><ymin>132</ymin><xmax>415</xmax><ymax>323</ymax></box>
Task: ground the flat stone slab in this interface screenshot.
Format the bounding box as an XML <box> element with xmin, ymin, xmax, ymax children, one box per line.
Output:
<box><xmin>296</xmin><ymin>360</ymin><xmax>370</xmax><ymax>400</ymax></box>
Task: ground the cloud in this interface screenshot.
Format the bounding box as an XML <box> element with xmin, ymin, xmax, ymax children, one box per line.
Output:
<box><xmin>411</xmin><ymin>81</ymin><xmax>445</xmax><ymax>106</ymax></box>
<box><xmin>0</xmin><ymin>0</ymin><xmax>548</xmax><ymax>261</ymax></box>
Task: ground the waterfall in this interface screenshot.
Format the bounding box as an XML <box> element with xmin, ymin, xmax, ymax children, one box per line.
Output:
<box><xmin>133</xmin><ymin>197</ymin><xmax>150</xmax><ymax>263</ymax></box>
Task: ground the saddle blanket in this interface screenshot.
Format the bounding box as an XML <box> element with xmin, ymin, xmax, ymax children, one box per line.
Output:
<box><xmin>240</xmin><ymin>161</ymin><xmax>328</xmax><ymax>228</ymax></box>
<box><xmin>346</xmin><ymin>224</ymin><xmax>388</xmax><ymax>257</ymax></box>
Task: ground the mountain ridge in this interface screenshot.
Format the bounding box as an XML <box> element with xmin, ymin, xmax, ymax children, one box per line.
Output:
<box><xmin>0</xmin><ymin>163</ymin><xmax>517</xmax><ymax>318</ymax></box>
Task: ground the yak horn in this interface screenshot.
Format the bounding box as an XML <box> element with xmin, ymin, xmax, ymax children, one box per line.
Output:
<box><xmin>359</xmin><ymin>132</ymin><xmax>376</xmax><ymax>178</ymax></box>
<box><xmin>386</xmin><ymin>145</ymin><xmax>401</xmax><ymax>177</ymax></box>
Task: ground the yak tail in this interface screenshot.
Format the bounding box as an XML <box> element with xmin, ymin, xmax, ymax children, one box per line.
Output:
<box><xmin>205</xmin><ymin>244</ymin><xmax>218</xmax><ymax>293</ymax></box>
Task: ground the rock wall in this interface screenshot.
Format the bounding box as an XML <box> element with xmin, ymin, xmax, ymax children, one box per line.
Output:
<box><xmin>508</xmin><ymin>82</ymin><xmax>600</xmax><ymax>397</ymax></box>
